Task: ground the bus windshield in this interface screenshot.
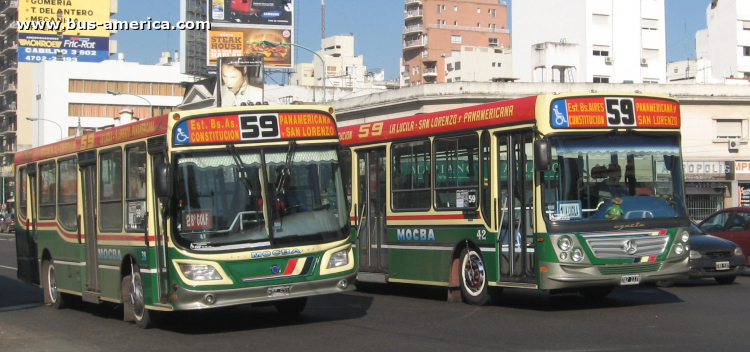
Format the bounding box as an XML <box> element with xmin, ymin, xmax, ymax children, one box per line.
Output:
<box><xmin>172</xmin><ymin>145</ymin><xmax>349</xmax><ymax>251</ymax></box>
<box><xmin>541</xmin><ymin>134</ymin><xmax>687</xmax><ymax>222</ymax></box>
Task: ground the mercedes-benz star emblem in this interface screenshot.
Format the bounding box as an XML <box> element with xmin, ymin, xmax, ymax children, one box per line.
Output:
<box><xmin>622</xmin><ymin>240</ymin><xmax>638</xmax><ymax>255</ymax></box>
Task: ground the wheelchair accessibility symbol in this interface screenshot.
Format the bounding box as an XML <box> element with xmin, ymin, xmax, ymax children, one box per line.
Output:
<box><xmin>175</xmin><ymin>126</ymin><xmax>191</xmax><ymax>144</ymax></box>
<box><xmin>551</xmin><ymin>101</ymin><xmax>569</xmax><ymax>127</ymax></box>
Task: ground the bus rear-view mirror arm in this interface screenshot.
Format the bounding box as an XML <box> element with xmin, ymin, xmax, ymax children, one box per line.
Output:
<box><xmin>154</xmin><ymin>164</ymin><xmax>173</xmax><ymax>199</ymax></box>
<box><xmin>534</xmin><ymin>139</ymin><xmax>552</xmax><ymax>171</ymax></box>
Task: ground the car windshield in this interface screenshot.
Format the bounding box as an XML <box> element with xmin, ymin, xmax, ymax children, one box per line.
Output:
<box><xmin>541</xmin><ymin>134</ymin><xmax>688</xmax><ymax>222</ymax></box>
<box><xmin>172</xmin><ymin>145</ymin><xmax>349</xmax><ymax>252</ymax></box>
<box><xmin>689</xmin><ymin>223</ymin><xmax>706</xmax><ymax>236</ymax></box>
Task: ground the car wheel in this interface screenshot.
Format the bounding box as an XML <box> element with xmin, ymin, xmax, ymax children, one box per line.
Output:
<box><xmin>459</xmin><ymin>248</ymin><xmax>491</xmax><ymax>305</ymax></box>
<box><xmin>715</xmin><ymin>276</ymin><xmax>736</xmax><ymax>285</ymax></box>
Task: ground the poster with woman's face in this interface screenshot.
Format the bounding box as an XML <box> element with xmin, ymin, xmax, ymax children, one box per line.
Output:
<box><xmin>216</xmin><ymin>56</ymin><xmax>265</xmax><ymax>107</ymax></box>
<box><xmin>210</xmin><ymin>0</ymin><xmax>293</xmax><ymax>26</ymax></box>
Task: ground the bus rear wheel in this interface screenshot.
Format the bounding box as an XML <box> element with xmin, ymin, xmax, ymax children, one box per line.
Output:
<box><xmin>43</xmin><ymin>260</ymin><xmax>69</xmax><ymax>309</ymax></box>
<box><xmin>123</xmin><ymin>265</ymin><xmax>157</xmax><ymax>329</ymax></box>
<box><xmin>459</xmin><ymin>248</ymin><xmax>491</xmax><ymax>306</ymax></box>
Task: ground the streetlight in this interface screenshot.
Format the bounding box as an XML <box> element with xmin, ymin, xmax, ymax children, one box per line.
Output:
<box><xmin>107</xmin><ymin>90</ymin><xmax>153</xmax><ymax>117</ymax></box>
<box><xmin>26</xmin><ymin>117</ymin><xmax>63</xmax><ymax>142</ymax></box>
<box><xmin>262</xmin><ymin>40</ymin><xmax>326</xmax><ymax>104</ymax></box>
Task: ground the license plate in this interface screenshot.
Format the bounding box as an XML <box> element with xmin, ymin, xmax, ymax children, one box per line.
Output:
<box><xmin>620</xmin><ymin>274</ymin><xmax>640</xmax><ymax>285</ymax></box>
<box><xmin>716</xmin><ymin>261</ymin><xmax>730</xmax><ymax>270</ymax></box>
<box><xmin>267</xmin><ymin>285</ymin><xmax>292</xmax><ymax>297</ymax></box>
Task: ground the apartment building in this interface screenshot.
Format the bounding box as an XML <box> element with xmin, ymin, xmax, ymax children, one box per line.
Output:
<box><xmin>695</xmin><ymin>0</ymin><xmax>750</xmax><ymax>80</ymax></box>
<box><xmin>400</xmin><ymin>0</ymin><xmax>510</xmax><ymax>86</ymax></box>
<box><xmin>512</xmin><ymin>0</ymin><xmax>667</xmax><ymax>84</ymax></box>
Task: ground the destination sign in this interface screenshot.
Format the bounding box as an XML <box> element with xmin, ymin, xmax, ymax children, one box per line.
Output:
<box><xmin>551</xmin><ymin>96</ymin><xmax>680</xmax><ymax>129</ymax></box>
<box><xmin>173</xmin><ymin>111</ymin><xmax>337</xmax><ymax>145</ymax></box>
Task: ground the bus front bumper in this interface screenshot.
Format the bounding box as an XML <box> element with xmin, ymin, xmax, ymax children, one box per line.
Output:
<box><xmin>171</xmin><ymin>273</ymin><xmax>357</xmax><ymax>310</ymax></box>
<box><xmin>539</xmin><ymin>257</ymin><xmax>689</xmax><ymax>290</ymax></box>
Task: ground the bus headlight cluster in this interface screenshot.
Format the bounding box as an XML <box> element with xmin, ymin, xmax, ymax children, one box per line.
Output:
<box><xmin>327</xmin><ymin>249</ymin><xmax>349</xmax><ymax>269</ymax></box>
<box><xmin>674</xmin><ymin>243</ymin><xmax>685</xmax><ymax>255</ymax></box>
<box><xmin>180</xmin><ymin>264</ymin><xmax>223</xmax><ymax>281</ymax></box>
<box><xmin>679</xmin><ymin>229</ymin><xmax>690</xmax><ymax>243</ymax></box>
<box><xmin>558</xmin><ymin>236</ymin><xmax>572</xmax><ymax>251</ymax></box>
<box><xmin>571</xmin><ymin>248</ymin><xmax>584</xmax><ymax>262</ymax></box>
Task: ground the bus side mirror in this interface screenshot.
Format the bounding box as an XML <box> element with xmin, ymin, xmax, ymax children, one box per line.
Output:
<box><xmin>154</xmin><ymin>164</ymin><xmax>173</xmax><ymax>198</ymax></box>
<box><xmin>534</xmin><ymin>139</ymin><xmax>552</xmax><ymax>171</ymax></box>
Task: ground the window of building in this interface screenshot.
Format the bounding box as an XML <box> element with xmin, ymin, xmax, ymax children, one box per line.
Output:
<box><xmin>434</xmin><ymin>135</ymin><xmax>479</xmax><ymax>210</ymax></box>
<box><xmin>641</xmin><ymin>18</ymin><xmax>658</xmax><ymax>31</ymax></box>
<box><xmin>744</xmin><ymin>46</ymin><xmax>750</xmax><ymax>56</ymax></box>
<box><xmin>592</xmin><ymin>14</ymin><xmax>610</xmax><ymax>27</ymax></box>
<box><xmin>58</xmin><ymin>158</ymin><xmax>77</xmax><ymax>231</ymax></box>
<box><xmin>454</xmin><ymin>6</ymin><xmax>458</xmax><ymax>11</ymax></box>
<box><xmin>714</xmin><ymin>118</ymin><xmax>748</xmax><ymax>140</ymax></box>
<box><xmin>489</xmin><ymin>38</ymin><xmax>498</xmax><ymax>46</ymax></box>
<box><xmin>392</xmin><ymin>140</ymin><xmax>431</xmax><ymax>210</ymax></box>
<box><xmin>100</xmin><ymin>148</ymin><xmax>123</xmax><ymax>232</ymax></box>
<box><xmin>452</xmin><ymin>50</ymin><xmax>460</xmax><ymax>56</ymax></box>
<box><xmin>643</xmin><ymin>79</ymin><xmax>659</xmax><ymax>84</ymax></box>
<box><xmin>126</xmin><ymin>144</ymin><xmax>147</xmax><ymax>231</ymax></box>
<box><xmin>492</xmin><ymin>62</ymin><xmax>496</xmax><ymax>67</ymax></box>
<box><xmin>447</xmin><ymin>78</ymin><xmax>452</xmax><ymax>82</ymax></box>
<box><xmin>674</xmin><ymin>67</ymin><xmax>679</xmax><ymax>73</ymax></box>
<box><xmin>477</xmin><ymin>23</ymin><xmax>481</xmax><ymax>28</ymax></box>
<box><xmin>438</xmin><ymin>4</ymin><xmax>442</xmax><ymax>13</ymax></box>
<box><xmin>643</xmin><ymin>48</ymin><xmax>659</xmax><ymax>59</ymax></box>
<box><xmin>489</xmin><ymin>23</ymin><xmax>496</xmax><ymax>30</ymax></box>
<box><xmin>39</xmin><ymin>162</ymin><xmax>56</xmax><ymax>220</ymax></box>
<box><xmin>451</xmin><ymin>35</ymin><xmax>462</xmax><ymax>44</ymax></box>
<box><xmin>743</xmin><ymin>21</ymin><xmax>750</xmax><ymax>30</ymax></box>
<box><xmin>593</xmin><ymin>76</ymin><xmax>610</xmax><ymax>83</ymax></box>
<box><xmin>454</xmin><ymin>77</ymin><xmax>461</xmax><ymax>81</ymax></box>
<box><xmin>455</xmin><ymin>62</ymin><xmax>462</xmax><ymax>70</ymax></box>
<box><xmin>489</xmin><ymin>8</ymin><xmax>496</xmax><ymax>17</ymax></box>
<box><xmin>454</xmin><ymin>21</ymin><xmax>458</xmax><ymax>26</ymax></box>
<box><xmin>422</xmin><ymin>49</ymin><xmax>428</xmax><ymax>58</ymax></box>
<box><xmin>592</xmin><ymin>49</ymin><xmax>609</xmax><ymax>56</ymax></box>
<box><xmin>477</xmin><ymin>8</ymin><xmax>481</xmax><ymax>13</ymax></box>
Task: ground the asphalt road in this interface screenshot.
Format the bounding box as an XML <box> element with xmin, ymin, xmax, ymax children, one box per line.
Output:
<box><xmin>2</xmin><ymin>233</ymin><xmax>750</xmax><ymax>351</ymax></box>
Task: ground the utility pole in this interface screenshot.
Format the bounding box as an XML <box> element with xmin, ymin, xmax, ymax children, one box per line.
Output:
<box><xmin>321</xmin><ymin>0</ymin><xmax>325</xmax><ymax>40</ymax></box>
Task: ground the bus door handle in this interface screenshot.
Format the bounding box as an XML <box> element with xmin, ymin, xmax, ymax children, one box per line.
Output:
<box><xmin>77</xmin><ymin>215</ymin><xmax>82</xmax><ymax>244</ymax></box>
<box><xmin>356</xmin><ymin>202</ymin><xmax>368</xmax><ymax>239</ymax></box>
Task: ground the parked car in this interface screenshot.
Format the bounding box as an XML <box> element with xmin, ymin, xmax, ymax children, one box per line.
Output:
<box><xmin>698</xmin><ymin>207</ymin><xmax>750</xmax><ymax>266</ymax></box>
<box><xmin>656</xmin><ymin>223</ymin><xmax>745</xmax><ymax>287</ymax></box>
<box><xmin>0</xmin><ymin>212</ymin><xmax>13</xmax><ymax>233</ymax></box>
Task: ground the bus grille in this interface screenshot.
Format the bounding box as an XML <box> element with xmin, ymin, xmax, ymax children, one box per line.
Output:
<box><xmin>599</xmin><ymin>263</ymin><xmax>662</xmax><ymax>275</ymax></box>
<box><xmin>586</xmin><ymin>236</ymin><xmax>669</xmax><ymax>259</ymax></box>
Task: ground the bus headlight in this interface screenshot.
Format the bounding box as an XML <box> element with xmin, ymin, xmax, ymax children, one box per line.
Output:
<box><xmin>327</xmin><ymin>249</ymin><xmax>349</xmax><ymax>269</ymax></box>
<box><xmin>571</xmin><ymin>248</ymin><xmax>584</xmax><ymax>262</ymax></box>
<box><xmin>689</xmin><ymin>250</ymin><xmax>701</xmax><ymax>259</ymax></box>
<box><xmin>674</xmin><ymin>243</ymin><xmax>685</xmax><ymax>255</ymax></box>
<box><xmin>180</xmin><ymin>264</ymin><xmax>223</xmax><ymax>281</ymax></box>
<box><xmin>679</xmin><ymin>229</ymin><xmax>690</xmax><ymax>243</ymax></box>
<box><xmin>558</xmin><ymin>236</ymin><xmax>572</xmax><ymax>251</ymax></box>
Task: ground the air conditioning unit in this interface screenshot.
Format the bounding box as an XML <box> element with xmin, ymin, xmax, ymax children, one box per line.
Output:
<box><xmin>728</xmin><ymin>139</ymin><xmax>741</xmax><ymax>151</ymax></box>
<box><xmin>440</xmin><ymin>53</ymin><xmax>446</xmax><ymax>57</ymax></box>
<box><xmin>605</xmin><ymin>56</ymin><xmax>614</xmax><ymax>64</ymax></box>
<box><xmin>640</xmin><ymin>58</ymin><xmax>649</xmax><ymax>65</ymax></box>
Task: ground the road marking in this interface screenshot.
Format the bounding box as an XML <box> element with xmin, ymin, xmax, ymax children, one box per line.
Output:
<box><xmin>0</xmin><ymin>264</ymin><xmax>17</xmax><ymax>270</ymax></box>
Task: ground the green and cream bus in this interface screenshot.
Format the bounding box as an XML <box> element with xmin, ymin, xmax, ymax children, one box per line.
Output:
<box><xmin>339</xmin><ymin>92</ymin><xmax>690</xmax><ymax>305</ymax></box>
<box><xmin>15</xmin><ymin>105</ymin><xmax>355</xmax><ymax>328</ymax></box>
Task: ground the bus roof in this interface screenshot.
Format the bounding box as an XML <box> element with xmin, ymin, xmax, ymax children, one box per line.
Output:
<box><xmin>15</xmin><ymin>114</ymin><xmax>169</xmax><ymax>165</ymax></box>
<box><xmin>338</xmin><ymin>96</ymin><xmax>538</xmax><ymax>146</ymax></box>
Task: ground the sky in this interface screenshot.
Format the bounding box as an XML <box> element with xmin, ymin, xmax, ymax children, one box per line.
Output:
<box><xmin>115</xmin><ymin>0</ymin><xmax>712</xmax><ymax>81</ymax></box>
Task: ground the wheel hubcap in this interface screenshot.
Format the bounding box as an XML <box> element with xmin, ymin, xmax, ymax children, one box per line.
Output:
<box><xmin>48</xmin><ymin>265</ymin><xmax>58</xmax><ymax>302</ymax></box>
<box><xmin>131</xmin><ymin>273</ymin><xmax>146</xmax><ymax>319</ymax></box>
<box><xmin>462</xmin><ymin>251</ymin><xmax>486</xmax><ymax>296</ymax></box>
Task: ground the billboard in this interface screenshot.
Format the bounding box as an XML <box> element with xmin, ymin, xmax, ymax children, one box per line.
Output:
<box><xmin>207</xmin><ymin>27</ymin><xmax>293</xmax><ymax>68</ymax></box>
<box><xmin>18</xmin><ymin>0</ymin><xmax>111</xmax><ymax>63</ymax></box>
<box><xmin>210</xmin><ymin>0</ymin><xmax>293</xmax><ymax>26</ymax></box>
<box><xmin>215</xmin><ymin>55</ymin><xmax>265</xmax><ymax>107</ymax></box>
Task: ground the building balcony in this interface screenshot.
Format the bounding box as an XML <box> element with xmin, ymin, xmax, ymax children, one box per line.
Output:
<box><xmin>1</xmin><ymin>22</ymin><xmax>17</xmax><ymax>36</ymax></box>
<box><xmin>1</xmin><ymin>101</ymin><xmax>16</xmax><ymax>115</ymax></box>
<box><xmin>423</xmin><ymin>67</ymin><xmax>438</xmax><ymax>77</ymax></box>
<box><xmin>1</xmin><ymin>42</ymin><xmax>16</xmax><ymax>56</ymax></box>
<box><xmin>1</xmin><ymin>82</ymin><xmax>15</xmax><ymax>95</ymax></box>
<box><xmin>0</xmin><ymin>122</ymin><xmax>15</xmax><ymax>135</ymax></box>
<box><xmin>0</xmin><ymin>60</ymin><xmax>16</xmax><ymax>74</ymax></box>
<box><xmin>403</xmin><ymin>38</ymin><xmax>426</xmax><ymax>50</ymax></box>
<box><xmin>1</xmin><ymin>0</ymin><xmax>19</xmax><ymax>16</ymax></box>
<box><xmin>0</xmin><ymin>164</ymin><xmax>12</xmax><ymax>178</ymax></box>
<box><xmin>404</xmin><ymin>24</ymin><xmax>424</xmax><ymax>35</ymax></box>
<box><xmin>0</xmin><ymin>142</ymin><xmax>16</xmax><ymax>155</ymax></box>
<box><xmin>405</xmin><ymin>0</ymin><xmax>422</xmax><ymax>7</ymax></box>
<box><xmin>405</xmin><ymin>9</ymin><xmax>423</xmax><ymax>19</ymax></box>
<box><xmin>426</xmin><ymin>23</ymin><xmax>510</xmax><ymax>34</ymax></box>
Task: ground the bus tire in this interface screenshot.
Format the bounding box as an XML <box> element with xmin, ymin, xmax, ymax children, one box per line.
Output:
<box><xmin>578</xmin><ymin>286</ymin><xmax>615</xmax><ymax>299</ymax></box>
<box><xmin>43</xmin><ymin>260</ymin><xmax>68</xmax><ymax>309</ymax></box>
<box><xmin>459</xmin><ymin>248</ymin><xmax>491</xmax><ymax>306</ymax></box>
<box><xmin>124</xmin><ymin>265</ymin><xmax>156</xmax><ymax>329</ymax></box>
<box><xmin>275</xmin><ymin>297</ymin><xmax>307</xmax><ymax>315</ymax></box>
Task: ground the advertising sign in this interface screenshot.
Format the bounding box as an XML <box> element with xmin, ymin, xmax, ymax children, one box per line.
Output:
<box><xmin>18</xmin><ymin>33</ymin><xmax>109</xmax><ymax>63</ymax></box>
<box><xmin>209</xmin><ymin>0</ymin><xmax>293</xmax><ymax>26</ymax></box>
<box><xmin>550</xmin><ymin>97</ymin><xmax>680</xmax><ymax>129</ymax></box>
<box><xmin>207</xmin><ymin>27</ymin><xmax>293</xmax><ymax>68</ymax></box>
<box><xmin>18</xmin><ymin>0</ymin><xmax>112</xmax><ymax>38</ymax></box>
<box><xmin>216</xmin><ymin>56</ymin><xmax>264</xmax><ymax>107</ymax></box>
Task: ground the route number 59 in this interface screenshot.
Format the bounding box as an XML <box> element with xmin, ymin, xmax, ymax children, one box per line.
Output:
<box><xmin>605</xmin><ymin>98</ymin><xmax>636</xmax><ymax>127</ymax></box>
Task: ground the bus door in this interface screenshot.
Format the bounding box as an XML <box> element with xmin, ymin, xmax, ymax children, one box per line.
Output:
<box><xmin>497</xmin><ymin>132</ymin><xmax>535</xmax><ymax>282</ymax></box>
<box><xmin>356</xmin><ymin>148</ymin><xmax>388</xmax><ymax>273</ymax></box>
<box><xmin>79</xmin><ymin>151</ymin><xmax>99</xmax><ymax>295</ymax></box>
<box><xmin>148</xmin><ymin>141</ymin><xmax>170</xmax><ymax>303</ymax></box>
<box><xmin>16</xmin><ymin>165</ymin><xmax>40</xmax><ymax>285</ymax></box>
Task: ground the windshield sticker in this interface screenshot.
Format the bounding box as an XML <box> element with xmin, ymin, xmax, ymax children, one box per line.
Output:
<box><xmin>455</xmin><ymin>189</ymin><xmax>477</xmax><ymax>208</ymax></box>
<box><xmin>551</xmin><ymin>97</ymin><xmax>680</xmax><ymax>129</ymax></box>
<box><xmin>556</xmin><ymin>201</ymin><xmax>582</xmax><ymax>220</ymax></box>
<box><xmin>184</xmin><ymin>211</ymin><xmax>212</xmax><ymax>230</ymax></box>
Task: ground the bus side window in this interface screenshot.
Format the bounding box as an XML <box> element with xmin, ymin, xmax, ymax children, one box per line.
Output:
<box><xmin>126</xmin><ymin>144</ymin><xmax>147</xmax><ymax>231</ymax></box>
<box><xmin>100</xmin><ymin>148</ymin><xmax>123</xmax><ymax>232</ymax></box>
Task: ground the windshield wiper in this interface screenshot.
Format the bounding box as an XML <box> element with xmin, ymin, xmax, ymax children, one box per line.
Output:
<box><xmin>227</xmin><ymin>144</ymin><xmax>256</xmax><ymax>196</ymax></box>
<box><xmin>275</xmin><ymin>141</ymin><xmax>297</xmax><ymax>197</ymax></box>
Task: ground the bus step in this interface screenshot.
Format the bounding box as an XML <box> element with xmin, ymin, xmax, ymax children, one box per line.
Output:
<box><xmin>82</xmin><ymin>291</ymin><xmax>101</xmax><ymax>304</ymax></box>
<box><xmin>356</xmin><ymin>272</ymin><xmax>388</xmax><ymax>283</ymax></box>
<box><xmin>493</xmin><ymin>281</ymin><xmax>538</xmax><ymax>289</ymax></box>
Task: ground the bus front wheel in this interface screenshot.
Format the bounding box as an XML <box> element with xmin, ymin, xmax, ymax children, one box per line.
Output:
<box><xmin>459</xmin><ymin>248</ymin><xmax>491</xmax><ymax>306</ymax></box>
<box><xmin>122</xmin><ymin>265</ymin><xmax>157</xmax><ymax>329</ymax></box>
